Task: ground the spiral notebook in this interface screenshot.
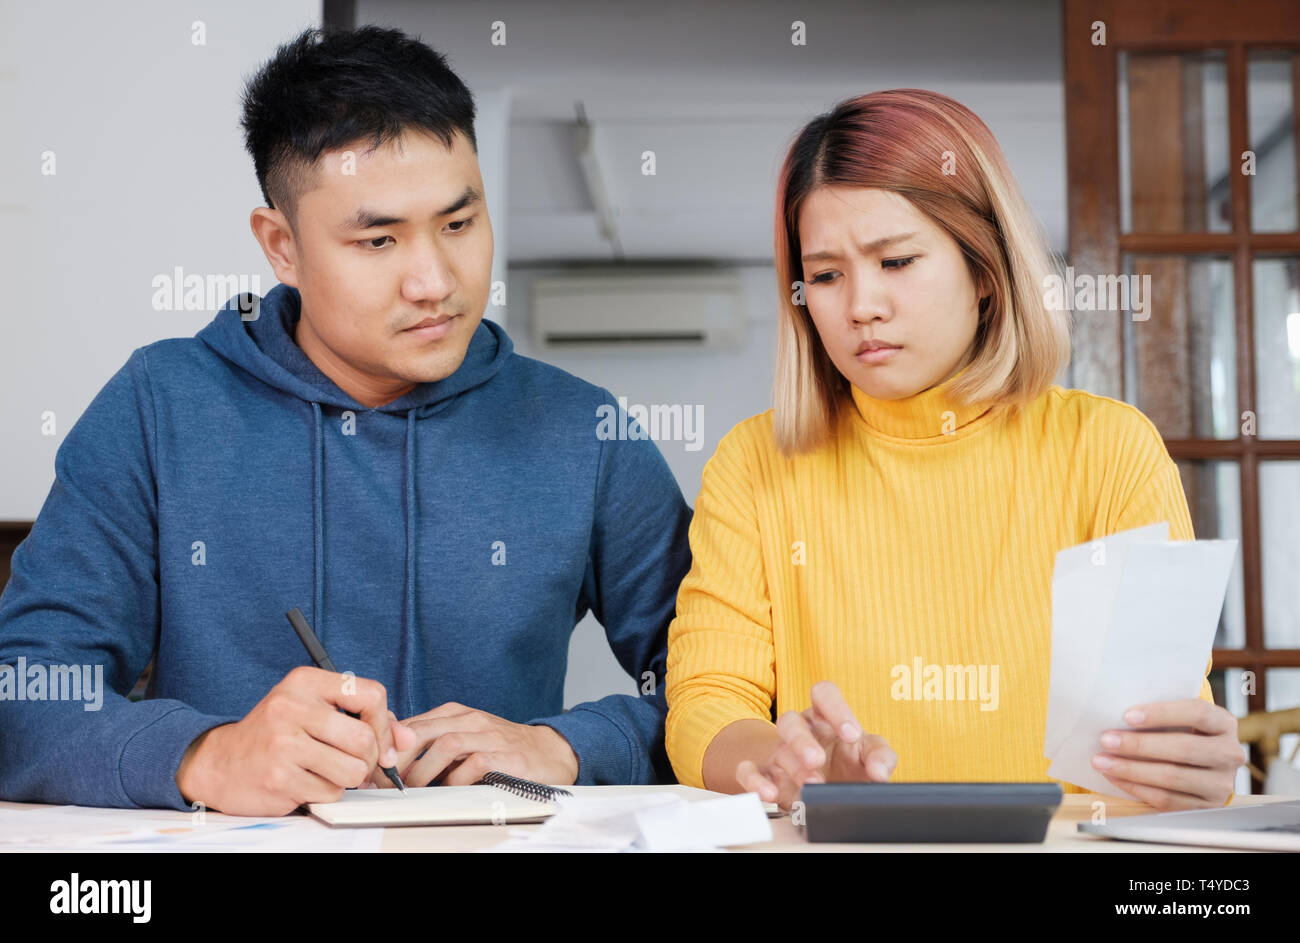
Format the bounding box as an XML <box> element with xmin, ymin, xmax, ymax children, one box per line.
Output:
<box><xmin>307</xmin><ymin>772</ymin><xmax>573</xmax><ymax>828</ymax></box>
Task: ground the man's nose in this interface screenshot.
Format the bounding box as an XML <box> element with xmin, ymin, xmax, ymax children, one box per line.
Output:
<box><xmin>402</xmin><ymin>242</ymin><xmax>458</xmax><ymax>301</ymax></box>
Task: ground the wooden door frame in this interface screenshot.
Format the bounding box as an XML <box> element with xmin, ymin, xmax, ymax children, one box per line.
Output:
<box><xmin>1065</xmin><ymin>0</ymin><xmax>1300</xmax><ymax>787</ymax></box>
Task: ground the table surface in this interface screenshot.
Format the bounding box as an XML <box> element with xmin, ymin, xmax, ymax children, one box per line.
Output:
<box><xmin>2</xmin><ymin>789</ymin><xmax>1294</xmax><ymax>852</ymax></box>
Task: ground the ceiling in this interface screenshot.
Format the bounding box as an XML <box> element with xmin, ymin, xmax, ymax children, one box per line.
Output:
<box><xmin>359</xmin><ymin>0</ymin><xmax>1067</xmax><ymax>263</ymax></box>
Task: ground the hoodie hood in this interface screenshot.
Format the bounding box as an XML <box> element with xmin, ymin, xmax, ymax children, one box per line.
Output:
<box><xmin>196</xmin><ymin>284</ymin><xmax>514</xmax><ymax>696</ymax></box>
<box><xmin>198</xmin><ymin>284</ymin><xmax>513</xmax><ymax>415</ymax></box>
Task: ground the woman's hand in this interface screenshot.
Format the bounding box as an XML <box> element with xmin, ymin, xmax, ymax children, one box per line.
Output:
<box><xmin>735</xmin><ymin>680</ymin><xmax>897</xmax><ymax>810</ymax></box>
<box><xmin>1092</xmin><ymin>698</ymin><xmax>1244</xmax><ymax>809</ymax></box>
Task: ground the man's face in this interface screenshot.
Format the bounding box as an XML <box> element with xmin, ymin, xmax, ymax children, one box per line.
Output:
<box><xmin>259</xmin><ymin>129</ymin><xmax>493</xmax><ymax>406</ymax></box>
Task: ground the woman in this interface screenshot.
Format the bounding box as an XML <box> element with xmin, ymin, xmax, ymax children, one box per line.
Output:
<box><xmin>664</xmin><ymin>89</ymin><xmax>1241</xmax><ymax>812</ymax></box>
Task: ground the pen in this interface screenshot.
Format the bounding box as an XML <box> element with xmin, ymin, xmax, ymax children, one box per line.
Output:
<box><xmin>285</xmin><ymin>606</ymin><xmax>407</xmax><ymax>793</ymax></box>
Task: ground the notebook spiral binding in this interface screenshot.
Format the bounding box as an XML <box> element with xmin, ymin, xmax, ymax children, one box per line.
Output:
<box><xmin>477</xmin><ymin>770</ymin><xmax>574</xmax><ymax>803</ymax></box>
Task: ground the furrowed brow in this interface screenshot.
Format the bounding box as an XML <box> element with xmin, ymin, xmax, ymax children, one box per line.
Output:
<box><xmin>801</xmin><ymin>231</ymin><xmax>918</xmax><ymax>263</ymax></box>
<box><xmin>342</xmin><ymin>186</ymin><xmax>483</xmax><ymax>231</ymax></box>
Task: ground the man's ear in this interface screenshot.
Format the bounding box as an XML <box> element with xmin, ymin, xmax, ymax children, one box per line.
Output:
<box><xmin>249</xmin><ymin>206</ymin><xmax>300</xmax><ymax>288</ymax></box>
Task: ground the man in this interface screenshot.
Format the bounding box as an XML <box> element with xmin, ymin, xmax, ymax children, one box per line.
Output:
<box><xmin>0</xmin><ymin>26</ymin><xmax>691</xmax><ymax>815</ymax></box>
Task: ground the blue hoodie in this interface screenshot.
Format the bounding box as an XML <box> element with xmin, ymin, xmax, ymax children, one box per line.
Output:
<box><xmin>0</xmin><ymin>284</ymin><xmax>693</xmax><ymax>810</ymax></box>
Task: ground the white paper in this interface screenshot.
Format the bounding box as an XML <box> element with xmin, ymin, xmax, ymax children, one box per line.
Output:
<box><xmin>0</xmin><ymin>805</ymin><xmax>382</xmax><ymax>852</ymax></box>
<box><xmin>486</xmin><ymin>790</ymin><xmax>771</xmax><ymax>852</ymax></box>
<box><xmin>308</xmin><ymin>785</ymin><xmax>554</xmax><ymax>827</ymax></box>
<box><xmin>633</xmin><ymin>792</ymin><xmax>771</xmax><ymax>851</ymax></box>
<box><xmin>1044</xmin><ymin>524</ymin><xmax>1237</xmax><ymax>798</ymax></box>
<box><xmin>487</xmin><ymin>793</ymin><xmax>681</xmax><ymax>852</ymax></box>
<box><xmin>1044</xmin><ymin>523</ymin><xmax>1169</xmax><ymax>759</ymax></box>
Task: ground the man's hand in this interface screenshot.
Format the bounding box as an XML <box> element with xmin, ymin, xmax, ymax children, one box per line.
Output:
<box><xmin>735</xmin><ymin>680</ymin><xmax>897</xmax><ymax>811</ymax></box>
<box><xmin>369</xmin><ymin>702</ymin><xmax>579</xmax><ymax>788</ymax></box>
<box><xmin>176</xmin><ymin>666</ymin><xmax>415</xmax><ymax>816</ymax></box>
<box><xmin>1091</xmin><ymin>698</ymin><xmax>1245</xmax><ymax>810</ymax></box>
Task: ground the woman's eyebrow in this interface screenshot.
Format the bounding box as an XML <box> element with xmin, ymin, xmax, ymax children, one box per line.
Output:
<box><xmin>801</xmin><ymin>231</ymin><xmax>918</xmax><ymax>263</ymax></box>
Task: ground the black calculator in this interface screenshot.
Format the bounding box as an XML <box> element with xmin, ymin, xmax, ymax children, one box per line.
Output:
<box><xmin>800</xmin><ymin>782</ymin><xmax>1064</xmax><ymax>843</ymax></box>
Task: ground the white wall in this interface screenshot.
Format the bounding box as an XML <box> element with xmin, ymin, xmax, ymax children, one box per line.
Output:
<box><xmin>0</xmin><ymin>0</ymin><xmax>320</xmax><ymax>514</ymax></box>
<box><xmin>506</xmin><ymin>267</ymin><xmax>780</xmax><ymax>704</ymax></box>
<box><xmin>475</xmin><ymin>89</ymin><xmax>511</xmax><ymax>325</ymax></box>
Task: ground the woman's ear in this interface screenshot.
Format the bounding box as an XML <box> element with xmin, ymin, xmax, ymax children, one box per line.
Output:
<box><xmin>976</xmin><ymin>271</ymin><xmax>993</xmax><ymax>315</ymax></box>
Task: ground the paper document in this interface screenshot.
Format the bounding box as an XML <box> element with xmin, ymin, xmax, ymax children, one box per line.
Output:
<box><xmin>1045</xmin><ymin>523</ymin><xmax>1237</xmax><ymax>798</ymax></box>
<box><xmin>0</xmin><ymin>805</ymin><xmax>382</xmax><ymax>852</ymax></box>
<box><xmin>309</xmin><ymin>785</ymin><xmax>555</xmax><ymax>827</ymax></box>
<box><xmin>488</xmin><ymin>791</ymin><xmax>772</xmax><ymax>852</ymax></box>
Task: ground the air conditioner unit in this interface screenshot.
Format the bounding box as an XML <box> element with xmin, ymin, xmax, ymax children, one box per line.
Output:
<box><xmin>531</xmin><ymin>268</ymin><xmax>745</xmax><ymax>350</ymax></box>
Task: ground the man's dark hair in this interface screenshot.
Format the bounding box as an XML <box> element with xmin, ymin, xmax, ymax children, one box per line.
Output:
<box><xmin>240</xmin><ymin>25</ymin><xmax>477</xmax><ymax>233</ymax></box>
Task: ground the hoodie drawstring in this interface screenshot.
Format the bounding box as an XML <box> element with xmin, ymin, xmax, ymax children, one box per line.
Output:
<box><xmin>308</xmin><ymin>402</ymin><xmax>418</xmax><ymax>717</ymax></box>
<box><xmin>403</xmin><ymin>409</ymin><xmax>417</xmax><ymax>717</ymax></box>
<box><xmin>311</xmin><ymin>402</ymin><xmax>325</xmax><ymax>645</ymax></box>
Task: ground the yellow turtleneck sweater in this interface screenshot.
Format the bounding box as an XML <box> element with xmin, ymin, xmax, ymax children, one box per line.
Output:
<box><xmin>665</xmin><ymin>369</ymin><xmax>1216</xmax><ymax>796</ymax></box>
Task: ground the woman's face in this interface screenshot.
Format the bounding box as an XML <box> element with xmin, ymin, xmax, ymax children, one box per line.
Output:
<box><xmin>798</xmin><ymin>186</ymin><xmax>984</xmax><ymax>400</ymax></box>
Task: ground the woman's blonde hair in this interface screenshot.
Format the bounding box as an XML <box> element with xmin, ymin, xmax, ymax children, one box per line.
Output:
<box><xmin>772</xmin><ymin>89</ymin><xmax>1071</xmax><ymax>453</ymax></box>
